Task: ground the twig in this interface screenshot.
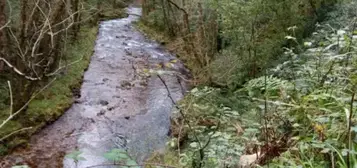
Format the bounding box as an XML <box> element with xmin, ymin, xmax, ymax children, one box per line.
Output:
<box><xmin>347</xmin><ymin>89</ymin><xmax>355</xmax><ymax>168</ymax></box>
<box><xmin>85</xmin><ymin>162</ymin><xmax>176</xmax><ymax>168</ymax></box>
<box><xmin>0</xmin><ymin>127</ymin><xmax>33</xmax><ymax>141</ymax></box>
<box><xmin>157</xmin><ymin>74</ymin><xmax>221</xmax><ymax>168</ymax></box>
<box><xmin>157</xmin><ymin>74</ymin><xmax>203</xmax><ymax>149</ymax></box>
<box><xmin>0</xmin><ymin>20</ymin><xmax>10</xmax><ymax>31</ymax></box>
<box><xmin>0</xmin><ymin>77</ymin><xmax>57</xmax><ymax>129</ymax></box>
<box><xmin>7</xmin><ymin>81</ymin><xmax>13</xmax><ymax>116</ymax></box>
<box><xmin>345</xmin><ymin>18</ymin><xmax>357</xmax><ymax>66</ymax></box>
<box><xmin>176</xmin><ymin>75</ymin><xmax>185</xmax><ymax>96</ymax></box>
<box><xmin>177</xmin><ymin>118</ymin><xmax>183</xmax><ymax>155</ymax></box>
<box><xmin>166</xmin><ymin>0</ymin><xmax>187</xmax><ymax>15</ymax></box>
<box><xmin>197</xmin><ymin>120</ymin><xmax>220</xmax><ymax>168</ymax></box>
<box><xmin>0</xmin><ymin>57</ymin><xmax>42</xmax><ymax>81</ymax></box>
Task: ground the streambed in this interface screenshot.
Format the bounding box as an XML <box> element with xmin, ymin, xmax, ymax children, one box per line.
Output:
<box><xmin>1</xmin><ymin>6</ymin><xmax>189</xmax><ymax>168</ymax></box>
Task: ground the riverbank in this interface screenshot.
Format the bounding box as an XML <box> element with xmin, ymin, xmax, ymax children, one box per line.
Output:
<box><xmin>1</xmin><ymin>5</ymin><xmax>190</xmax><ymax>168</ymax></box>
<box><xmin>0</xmin><ymin>26</ymin><xmax>98</xmax><ymax>156</ymax></box>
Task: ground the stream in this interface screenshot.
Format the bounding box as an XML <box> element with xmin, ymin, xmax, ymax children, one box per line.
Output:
<box><xmin>1</xmin><ymin>6</ymin><xmax>189</xmax><ymax>168</ymax></box>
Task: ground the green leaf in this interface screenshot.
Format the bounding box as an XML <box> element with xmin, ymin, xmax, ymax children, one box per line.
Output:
<box><xmin>103</xmin><ymin>148</ymin><xmax>128</xmax><ymax>162</ymax></box>
<box><xmin>320</xmin><ymin>148</ymin><xmax>330</xmax><ymax>153</ymax></box>
<box><xmin>65</xmin><ymin>150</ymin><xmax>86</xmax><ymax>162</ymax></box>
<box><xmin>77</xmin><ymin>156</ymin><xmax>86</xmax><ymax>161</ymax></box>
<box><xmin>126</xmin><ymin>159</ymin><xmax>139</xmax><ymax>168</ymax></box>
<box><xmin>190</xmin><ymin>142</ymin><xmax>199</xmax><ymax>148</ymax></box>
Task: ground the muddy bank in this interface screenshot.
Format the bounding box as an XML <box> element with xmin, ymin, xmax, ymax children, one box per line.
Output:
<box><xmin>1</xmin><ymin>6</ymin><xmax>189</xmax><ymax>168</ymax></box>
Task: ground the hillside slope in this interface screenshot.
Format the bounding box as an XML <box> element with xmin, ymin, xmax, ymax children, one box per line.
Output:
<box><xmin>145</xmin><ymin>1</ymin><xmax>357</xmax><ymax>167</ymax></box>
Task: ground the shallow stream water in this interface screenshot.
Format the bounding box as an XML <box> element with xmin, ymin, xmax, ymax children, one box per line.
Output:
<box><xmin>1</xmin><ymin>6</ymin><xmax>189</xmax><ymax>168</ymax></box>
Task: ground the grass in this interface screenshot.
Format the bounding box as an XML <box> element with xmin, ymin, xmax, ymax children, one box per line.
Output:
<box><xmin>0</xmin><ymin>1</ymin><xmax>132</xmax><ymax>154</ymax></box>
<box><xmin>0</xmin><ymin>26</ymin><xmax>98</xmax><ymax>154</ymax></box>
<box><xmin>99</xmin><ymin>2</ymin><xmax>129</xmax><ymax>20</ymax></box>
<box><xmin>144</xmin><ymin>150</ymin><xmax>181</xmax><ymax>168</ymax></box>
<box><xmin>135</xmin><ymin>21</ymin><xmax>171</xmax><ymax>44</ymax></box>
<box><xmin>135</xmin><ymin>20</ymin><xmax>205</xmax><ymax>83</ymax></box>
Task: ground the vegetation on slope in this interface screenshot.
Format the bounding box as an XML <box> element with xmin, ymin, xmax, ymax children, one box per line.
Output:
<box><xmin>0</xmin><ymin>26</ymin><xmax>97</xmax><ymax>154</ymax></box>
<box><xmin>140</xmin><ymin>0</ymin><xmax>357</xmax><ymax>167</ymax></box>
<box><xmin>139</xmin><ymin>0</ymin><xmax>340</xmax><ymax>86</ymax></box>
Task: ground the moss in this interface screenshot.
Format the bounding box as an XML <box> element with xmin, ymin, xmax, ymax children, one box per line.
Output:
<box><xmin>100</xmin><ymin>8</ymin><xmax>128</xmax><ymax>20</ymax></box>
<box><xmin>144</xmin><ymin>150</ymin><xmax>181</xmax><ymax>168</ymax></box>
<box><xmin>135</xmin><ymin>21</ymin><xmax>198</xmax><ymax>77</ymax></box>
<box><xmin>98</xmin><ymin>1</ymin><xmax>129</xmax><ymax>21</ymax></box>
<box><xmin>0</xmin><ymin>26</ymin><xmax>98</xmax><ymax>152</ymax></box>
<box><xmin>135</xmin><ymin>21</ymin><xmax>171</xmax><ymax>44</ymax></box>
<box><xmin>0</xmin><ymin>1</ymin><xmax>130</xmax><ymax>155</ymax></box>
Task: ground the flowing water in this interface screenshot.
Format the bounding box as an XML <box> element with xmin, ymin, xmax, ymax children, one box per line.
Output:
<box><xmin>1</xmin><ymin>6</ymin><xmax>189</xmax><ymax>168</ymax></box>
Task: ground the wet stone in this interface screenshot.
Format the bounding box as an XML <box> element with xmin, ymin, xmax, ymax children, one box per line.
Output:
<box><xmin>115</xmin><ymin>35</ymin><xmax>126</xmax><ymax>38</ymax></box>
<box><xmin>99</xmin><ymin>100</ymin><xmax>109</xmax><ymax>106</ymax></box>
<box><xmin>107</xmin><ymin>106</ymin><xmax>115</xmax><ymax>111</ymax></box>
<box><xmin>90</xmin><ymin>118</ymin><xmax>95</xmax><ymax>123</ymax></box>
<box><xmin>97</xmin><ymin>110</ymin><xmax>106</xmax><ymax>116</ymax></box>
<box><xmin>3</xmin><ymin>7</ymin><xmax>190</xmax><ymax>168</ymax></box>
<box><xmin>120</xmin><ymin>80</ymin><xmax>132</xmax><ymax>90</ymax></box>
<box><xmin>15</xmin><ymin>157</ymin><xmax>24</xmax><ymax>164</ymax></box>
<box><xmin>139</xmin><ymin>109</ymin><xmax>147</xmax><ymax>115</ymax></box>
<box><xmin>139</xmin><ymin>81</ymin><xmax>148</xmax><ymax>86</ymax></box>
<box><xmin>124</xmin><ymin>49</ymin><xmax>132</xmax><ymax>56</ymax></box>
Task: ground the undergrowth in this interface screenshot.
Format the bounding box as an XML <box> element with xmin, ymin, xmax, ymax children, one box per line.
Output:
<box><xmin>146</xmin><ymin>1</ymin><xmax>357</xmax><ymax>167</ymax></box>
<box><xmin>0</xmin><ymin>26</ymin><xmax>97</xmax><ymax>155</ymax></box>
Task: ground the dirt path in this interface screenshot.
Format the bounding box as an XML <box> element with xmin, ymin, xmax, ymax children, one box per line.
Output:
<box><xmin>1</xmin><ymin>6</ymin><xmax>189</xmax><ymax>168</ymax></box>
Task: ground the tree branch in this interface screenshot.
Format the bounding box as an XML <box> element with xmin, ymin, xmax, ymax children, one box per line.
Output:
<box><xmin>85</xmin><ymin>162</ymin><xmax>176</xmax><ymax>168</ymax></box>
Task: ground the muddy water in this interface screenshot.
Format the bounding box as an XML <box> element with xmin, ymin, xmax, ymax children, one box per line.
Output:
<box><xmin>1</xmin><ymin>6</ymin><xmax>189</xmax><ymax>168</ymax></box>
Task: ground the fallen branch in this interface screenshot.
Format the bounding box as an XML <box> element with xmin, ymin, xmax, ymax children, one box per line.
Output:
<box><xmin>0</xmin><ymin>127</ymin><xmax>33</xmax><ymax>142</ymax></box>
<box><xmin>0</xmin><ymin>77</ymin><xmax>57</xmax><ymax>129</ymax></box>
<box><xmin>157</xmin><ymin>74</ymin><xmax>202</xmax><ymax>148</ymax></box>
<box><xmin>0</xmin><ymin>57</ymin><xmax>42</xmax><ymax>81</ymax></box>
<box><xmin>85</xmin><ymin>162</ymin><xmax>176</xmax><ymax>168</ymax></box>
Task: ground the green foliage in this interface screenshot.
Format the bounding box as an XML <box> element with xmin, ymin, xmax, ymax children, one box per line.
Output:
<box><xmin>0</xmin><ymin>26</ymin><xmax>98</xmax><ymax>153</ymax></box>
<box><xmin>104</xmin><ymin>148</ymin><xmax>139</xmax><ymax>168</ymax></box>
<box><xmin>156</xmin><ymin>1</ymin><xmax>357</xmax><ymax>167</ymax></box>
<box><xmin>210</xmin><ymin>0</ymin><xmax>342</xmax><ymax>87</ymax></box>
<box><xmin>0</xmin><ymin>82</ymin><xmax>9</xmax><ymax>110</ymax></box>
<box><xmin>245</xmin><ymin>76</ymin><xmax>293</xmax><ymax>98</ymax></box>
<box><xmin>167</xmin><ymin>87</ymin><xmax>260</xmax><ymax>167</ymax></box>
<box><xmin>141</xmin><ymin>0</ymin><xmax>342</xmax><ymax>86</ymax></box>
<box><xmin>65</xmin><ymin>148</ymin><xmax>140</xmax><ymax>168</ymax></box>
<box><xmin>104</xmin><ymin>148</ymin><xmax>129</xmax><ymax>162</ymax></box>
<box><xmin>65</xmin><ymin>150</ymin><xmax>86</xmax><ymax>163</ymax></box>
<box><xmin>97</xmin><ymin>0</ymin><xmax>130</xmax><ymax>20</ymax></box>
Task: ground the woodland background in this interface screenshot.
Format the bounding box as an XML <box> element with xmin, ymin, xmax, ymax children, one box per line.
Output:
<box><xmin>2</xmin><ymin>0</ymin><xmax>357</xmax><ymax>167</ymax></box>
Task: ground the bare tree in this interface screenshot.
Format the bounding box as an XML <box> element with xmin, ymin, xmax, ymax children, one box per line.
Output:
<box><xmin>0</xmin><ymin>0</ymin><xmax>7</xmax><ymax>72</ymax></box>
<box><xmin>0</xmin><ymin>0</ymin><xmax>86</xmax><ymax>111</ymax></box>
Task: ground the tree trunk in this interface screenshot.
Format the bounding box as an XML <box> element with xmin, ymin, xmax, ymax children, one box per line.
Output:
<box><xmin>20</xmin><ymin>0</ymin><xmax>28</xmax><ymax>48</ymax></box>
<box><xmin>0</xmin><ymin>0</ymin><xmax>7</xmax><ymax>71</ymax></box>
<box><xmin>72</xmin><ymin>0</ymin><xmax>80</xmax><ymax>40</ymax></box>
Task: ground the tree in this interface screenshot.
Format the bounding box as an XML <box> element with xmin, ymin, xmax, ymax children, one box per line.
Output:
<box><xmin>0</xmin><ymin>0</ymin><xmax>7</xmax><ymax>72</ymax></box>
<box><xmin>0</xmin><ymin>0</ymin><xmax>84</xmax><ymax>111</ymax></box>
